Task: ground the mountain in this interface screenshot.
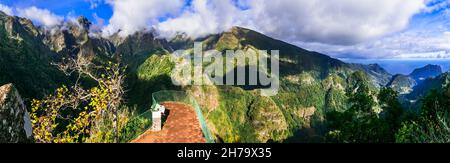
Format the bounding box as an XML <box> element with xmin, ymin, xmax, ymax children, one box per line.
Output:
<box><xmin>0</xmin><ymin>11</ymin><xmax>68</xmax><ymax>99</ymax></box>
<box><xmin>348</xmin><ymin>63</ymin><xmax>392</xmax><ymax>87</ymax></box>
<box><xmin>383</xmin><ymin>65</ymin><xmax>447</xmax><ymax>109</ymax></box>
<box><xmin>111</xmin><ymin>31</ymin><xmax>172</xmax><ymax>70</ymax></box>
<box><xmin>0</xmin><ymin>13</ymin><xmax>394</xmax><ymax>142</ymax></box>
<box><xmin>407</xmin><ymin>71</ymin><xmax>450</xmax><ymax>102</ymax></box>
<box><xmin>42</xmin><ymin>16</ymin><xmax>116</xmax><ymax>59</ymax></box>
<box><xmin>387</xmin><ymin>74</ymin><xmax>417</xmax><ymax>95</ymax></box>
<box><xmin>126</xmin><ymin>27</ymin><xmax>380</xmax><ymax>142</ymax></box>
<box><xmin>409</xmin><ymin>64</ymin><xmax>443</xmax><ymax>84</ymax></box>
<box><xmin>162</xmin><ymin>26</ymin><xmax>349</xmax><ymax>77</ymax></box>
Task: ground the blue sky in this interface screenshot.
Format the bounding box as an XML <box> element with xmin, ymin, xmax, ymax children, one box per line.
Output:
<box><xmin>0</xmin><ymin>0</ymin><xmax>253</xmax><ymax>23</ymax></box>
<box><xmin>0</xmin><ymin>0</ymin><xmax>449</xmax><ymax>60</ymax></box>
<box><xmin>0</xmin><ymin>0</ymin><xmax>112</xmax><ymax>24</ymax></box>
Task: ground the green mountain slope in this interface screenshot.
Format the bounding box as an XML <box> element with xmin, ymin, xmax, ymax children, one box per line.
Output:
<box><xmin>348</xmin><ymin>63</ymin><xmax>392</xmax><ymax>87</ymax></box>
<box><xmin>0</xmin><ymin>12</ymin><xmax>67</xmax><ymax>99</ymax></box>
<box><xmin>407</xmin><ymin>72</ymin><xmax>450</xmax><ymax>102</ymax></box>
<box><xmin>0</xmin><ymin>12</ymin><xmax>387</xmax><ymax>142</ymax></box>
<box><xmin>387</xmin><ymin>74</ymin><xmax>417</xmax><ymax>95</ymax></box>
<box><xmin>124</xmin><ymin>27</ymin><xmax>377</xmax><ymax>142</ymax></box>
<box><xmin>409</xmin><ymin>64</ymin><xmax>443</xmax><ymax>84</ymax></box>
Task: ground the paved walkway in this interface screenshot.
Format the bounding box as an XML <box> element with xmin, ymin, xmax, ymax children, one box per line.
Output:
<box><xmin>131</xmin><ymin>102</ymin><xmax>206</xmax><ymax>143</ymax></box>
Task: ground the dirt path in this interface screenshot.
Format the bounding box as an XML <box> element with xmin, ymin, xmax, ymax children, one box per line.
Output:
<box><xmin>131</xmin><ymin>102</ymin><xmax>206</xmax><ymax>143</ymax></box>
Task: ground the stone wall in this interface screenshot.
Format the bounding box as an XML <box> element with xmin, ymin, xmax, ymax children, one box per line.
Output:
<box><xmin>0</xmin><ymin>84</ymin><xmax>32</xmax><ymax>143</ymax></box>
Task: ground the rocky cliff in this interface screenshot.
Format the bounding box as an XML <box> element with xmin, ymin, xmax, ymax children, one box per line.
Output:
<box><xmin>407</xmin><ymin>72</ymin><xmax>450</xmax><ymax>102</ymax></box>
<box><xmin>409</xmin><ymin>64</ymin><xmax>443</xmax><ymax>84</ymax></box>
<box><xmin>387</xmin><ymin>74</ymin><xmax>417</xmax><ymax>95</ymax></box>
<box><xmin>0</xmin><ymin>11</ymin><xmax>68</xmax><ymax>99</ymax></box>
<box><xmin>42</xmin><ymin>16</ymin><xmax>116</xmax><ymax>58</ymax></box>
<box><xmin>348</xmin><ymin>63</ymin><xmax>393</xmax><ymax>87</ymax></box>
<box><xmin>0</xmin><ymin>84</ymin><xmax>32</xmax><ymax>143</ymax></box>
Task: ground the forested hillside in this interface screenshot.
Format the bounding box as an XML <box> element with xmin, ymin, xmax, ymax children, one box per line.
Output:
<box><xmin>0</xmin><ymin>12</ymin><xmax>448</xmax><ymax>143</ymax></box>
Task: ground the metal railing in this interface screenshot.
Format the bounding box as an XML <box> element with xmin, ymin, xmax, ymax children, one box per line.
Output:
<box><xmin>151</xmin><ymin>90</ymin><xmax>215</xmax><ymax>143</ymax></box>
<box><xmin>121</xmin><ymin>90</ymin><xmax>215</xmax><ymax>143</ymax></box>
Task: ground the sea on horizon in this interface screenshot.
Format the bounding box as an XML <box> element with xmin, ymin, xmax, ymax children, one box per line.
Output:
<box><xmin>339</xmin><ymin>58</ymin><xmax>450</xmax><ymax>75</ymax></box>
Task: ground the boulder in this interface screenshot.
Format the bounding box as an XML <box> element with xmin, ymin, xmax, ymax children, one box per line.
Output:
<box><xmin>0</xmin><ymin>84</ymin><xmax>32</xmax><ymax>143</ymax></box>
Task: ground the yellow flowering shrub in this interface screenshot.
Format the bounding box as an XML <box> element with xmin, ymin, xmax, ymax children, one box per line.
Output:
<box><xmin>31</xmin><ymin>61</ymin><xmax>128</xmax><ymax>143</ymax></box>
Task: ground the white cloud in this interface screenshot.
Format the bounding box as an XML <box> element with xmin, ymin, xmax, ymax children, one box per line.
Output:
<box><xmin>156</xmin><ymin>0</ymin><xmax>246</xmax><ymax>39</ymax></box>
<box><xmin>101</xmin><ymin>0</ymin><xmax>434</xmax><ymax>59</ymax></box>
<box><xmin>297</xmin><ymin>29</ymin><xmax>450</xmax><ymax>59</ymax></box>
<box><xmin>244</xmin><ymin>0</ymin><xmax>426</xmax><ymax>45</ymax></box>
<box><xmin>86</xmin><ymin>0</ymin><xmax>104</xmax><ymax>9</ymax></box>
<box><xmin>17</xmin><ymin>6</ymin><xmax>63</xmax><ymax>28</ymax></box>
<box><xmin>102</xmin><ymin>0</ymin><xmax>184</xmax><ymax>37</ymax></box>
<box><xmin>0</xmin><ymin>3</ymin><xmax>13</xmax><ymax>15</ymax></box>
<box><xmin>104</xmin><ymin>0</ymin><xmax>426</xmax><ymax>46</ymax></box>
<box><xmin>424</xmin><ymin>0</ymin><xmax>450</xmax><ymax>13</ymax></box>
<box><xmin>91</xmin><ymin>13</ymin><xmax>105</xmax><ymax>32</ymax></box>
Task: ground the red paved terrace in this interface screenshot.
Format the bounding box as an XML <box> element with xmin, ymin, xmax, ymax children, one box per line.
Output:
<box><xmin>131</xmin><ymin>102</ymin><xmax>206</xmax><ymax>143</ymax></box>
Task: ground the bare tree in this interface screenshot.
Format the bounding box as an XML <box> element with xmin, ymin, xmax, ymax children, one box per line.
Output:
<box><xmin>31</xmin><ymin>56</ymin><xmax>126</xmax><ymax>143</ymax></box>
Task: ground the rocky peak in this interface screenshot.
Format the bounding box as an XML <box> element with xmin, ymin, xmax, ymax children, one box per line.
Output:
<box><xmin>0</xmin><ymin>11</ymin><xmax>7</xmax><ymax>17</ymax></box>
<box><xmin>387</xmin><ymin>74</ymin><xmax>417</xmax><ymax>94</ymax></box>
<box><xmin>43</xmin><ymin>28</ymin><xmax>80</xmax><ymax>56</ymax></box>
<box><xmin>367</xmin><ymin>64</ymin><xmax>386</xmax><ymax>73</ymax></box>
<box><xmin>409</xmin><ymin>64</ymin><xmax>443</xmax><ymax>84</ymax></box>
<box><xmin>42</xmin><ymin>16</ymin><xmax>116</xmax><ymax>58</ymax></box>
<box><xmin>113</xmin><ymin>30</ymin><xmax>171</xmax><ymax>58</ymax></box>
<box><xmin>349</xmin><ymin>63</ymin><xmax>392</xmax><ymax>87</ymax></box>
<box><xmin>168</xmin><ymin>32</ymin><xmax>194</xmax><ymax>50</ymax></box>
<box><xmin>77</xmin><ymin>16</ymin><xmax>92</xmax><ymax>31</ymax></box>
<box><xmin>406</xmin><ymin>71</ymin><xmax>450</xmax><ymax>102</ymax></box>
<box><xmin>1</xmin><ymin>13</ymin><xmax>41</xmax><ymax>41</ymax></box>
<box><xmin>0</xmin><ymin>84</ymin><xmax>33</xmax><ymax>143</ymax></box>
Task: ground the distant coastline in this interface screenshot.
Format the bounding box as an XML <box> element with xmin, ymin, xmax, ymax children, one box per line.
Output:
<box><xmin>340</xmin><ymin>58</ymin><xmax>450</xmax><ymax>75</ymax></box>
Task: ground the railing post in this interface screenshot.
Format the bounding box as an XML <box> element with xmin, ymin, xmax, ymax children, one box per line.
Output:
<box><xmin>151</xmin><ymin>110</ymin><xmax>162</xmax><ymax>131</ymax></box>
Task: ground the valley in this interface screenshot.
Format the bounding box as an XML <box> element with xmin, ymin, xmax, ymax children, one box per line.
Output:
<box><xmin>0</xmin><ymin>11</ymin><xmax>449</xmax><ymax>143</ymax></box>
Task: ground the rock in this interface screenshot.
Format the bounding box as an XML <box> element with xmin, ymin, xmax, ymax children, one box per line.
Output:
<box><xmin>409</xmin><ymin>64</ymin><xmax>443</xmax><ymax>84</ymax></box>
<box><xmin>387</xmin><ymin>74</ymin><xmax>417</xmax><ymax>94</ymax></box>
<box><xmin>77</xmin><ymin>16</ymin><xmax>92</xmax><ymax>30</ymax></box>
<box><xmin>297</xmin><ymin>107</ymin><xmax>317</xmax><ymax>128</ymax></box>
<box><xmin>0</xmin><ymin>84</ymin><xmax>32</xmax><ymax>143</ymax></box>
<box><xmin>349</xmin><ymin>63</ymin><xmax>393</xmax><ymax>87</ymax></box>
<box><xmin>407</xmin><ymin>72</ymin><xmax>450</xmax><ymax>102</ymax></box>
<box><xmin>249</xmin><ymin>97</ymin><xmax>288</xmax><ymax>142</ymax></box>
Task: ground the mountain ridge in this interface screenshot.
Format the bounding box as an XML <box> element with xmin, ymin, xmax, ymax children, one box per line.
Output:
<box><xmin>409</xmin><ymin>64</ymin><xmax>443</xmax><ymax>84</ymax></box>
<box><xmin>1</xmin><ymin>12</ymin><xmax>447</xmax><ymax>142</ymax></box>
